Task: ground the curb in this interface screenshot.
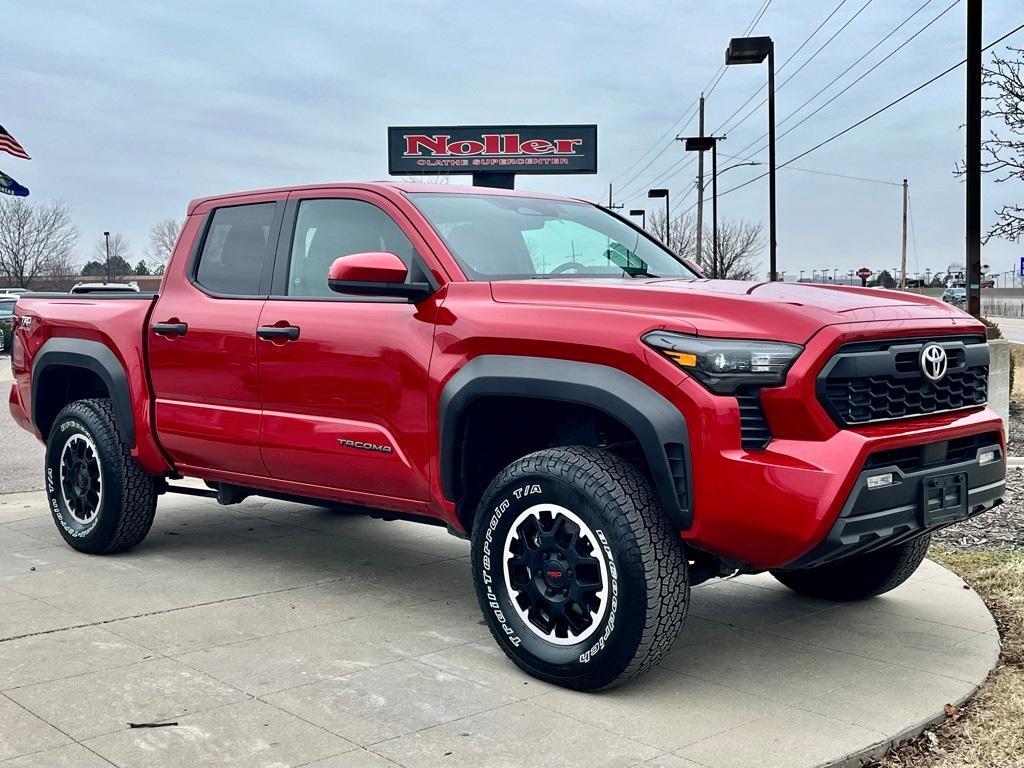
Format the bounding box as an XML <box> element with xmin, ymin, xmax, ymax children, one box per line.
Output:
<box><xmin>824</xmin><ymin>560</ymin><xmax>1000</xmax><ymax>768</ymax></box>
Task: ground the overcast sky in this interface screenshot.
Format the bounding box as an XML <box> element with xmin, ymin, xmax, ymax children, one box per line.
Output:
<box><xmin>4</xmin><ymin>0</ymin><xmax>1022</xmax><ymax>280</ymax></box>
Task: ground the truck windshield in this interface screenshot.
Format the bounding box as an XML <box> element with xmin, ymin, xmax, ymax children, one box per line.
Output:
<box><xmin>407</xmin><ymin>192</ymin><xmax>698</xmax><ymax>281</ymax></box>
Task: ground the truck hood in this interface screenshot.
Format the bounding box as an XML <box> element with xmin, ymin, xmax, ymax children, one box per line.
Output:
<box><xmin>489</xmin><ymin>278</ymin><xmax>979</xmax><ymax>343</ymax></box>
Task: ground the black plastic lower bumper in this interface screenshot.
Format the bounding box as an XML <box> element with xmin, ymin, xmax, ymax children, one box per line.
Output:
<box><xmin>782</xmin><ymin>437</ymin><xmax>1005</xmax><ymax>570</ymax></box>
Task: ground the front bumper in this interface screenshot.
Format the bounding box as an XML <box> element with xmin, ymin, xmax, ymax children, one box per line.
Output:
<box><xmin>779</xmin><ymin>436</ymin><xmax>1004</xmax><ymax>570</ymax></box>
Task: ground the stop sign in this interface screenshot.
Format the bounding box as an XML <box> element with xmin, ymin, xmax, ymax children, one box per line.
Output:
<box><xmin>856</xmin><ymin>267</ymin><xmax>872</xmax><ymax>280</ymax></box>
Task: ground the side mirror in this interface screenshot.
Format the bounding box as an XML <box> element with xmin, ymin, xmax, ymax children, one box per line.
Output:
<box><xmin>327</xmin><ymin>252</ymin><xmax>434</xmax><ymax>301</ymax></box>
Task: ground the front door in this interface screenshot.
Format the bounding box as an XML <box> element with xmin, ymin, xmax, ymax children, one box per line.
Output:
<box><xmin>148</xmin><ymin>197</ymin><xmax>281</xmax><ymax>476</ymax></box>
<box><xmin>256</xmin><ymin>190</ymin><xmax>440</xmax><ymax>506</ymax></box>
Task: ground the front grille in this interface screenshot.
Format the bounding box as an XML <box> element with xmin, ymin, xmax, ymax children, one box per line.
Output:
<box><xmin>736</xmin><ymin>388</ymin><xmax>772</xmax><ymax>451</ymax></box>
<box><xmin>818</xmin><ymin>336</ymin><xmax>989</xmax><ymax>426</ymax></box>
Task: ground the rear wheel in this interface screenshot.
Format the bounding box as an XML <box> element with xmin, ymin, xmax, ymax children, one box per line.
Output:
<box><xmin>770</xmin><ymin>535</ymin><xmax>931</xmax><ymax>601</ymax></box>
<box><xmin>471</xmin><ymin>446</ymin><xmax>689</xmax><ymax>691</ymax></box>
<box><xmin>45</xmin><ymin>398</ymin><xmax>157</xmax><ymax>554</ymax></box>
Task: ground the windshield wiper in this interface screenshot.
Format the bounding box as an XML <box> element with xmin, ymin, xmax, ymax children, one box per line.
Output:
<box><xmin>621</xmin><ymin>266</ymin><xmax>659</xmax><ymax>278</ymax></box>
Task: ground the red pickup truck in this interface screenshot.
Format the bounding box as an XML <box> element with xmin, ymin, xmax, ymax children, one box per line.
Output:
<box><xmin>9</xmin><ymin>183</ymin><xmax>1005</xmax><ymax>691</ymax></box>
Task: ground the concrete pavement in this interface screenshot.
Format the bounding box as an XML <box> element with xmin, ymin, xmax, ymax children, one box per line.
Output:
<box><xmin>0</xmin><ymin>364</ymin><xmax>44</xmax><ymax>494</ymax></box>
<box><xmin>0</xmin><ymin>489</ymin><xmax>1000</xmax><ymax>768</ymax></box>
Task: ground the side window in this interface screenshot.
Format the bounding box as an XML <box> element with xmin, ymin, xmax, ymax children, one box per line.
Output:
<box><xmin>287</xmin><ymin>199</ymin><xmax>419</xmax><ymax>297</ymax></box>
<box><xmin>194</xmin><ymin>203</ymin><xmax>276</xmax><ymax>296</ymax></box>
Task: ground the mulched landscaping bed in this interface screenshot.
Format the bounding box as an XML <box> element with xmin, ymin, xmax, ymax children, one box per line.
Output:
<box><xmin>930</xmin><ymin>465</ymin><xmax>1024</xmax><ymax>551</ymax></box>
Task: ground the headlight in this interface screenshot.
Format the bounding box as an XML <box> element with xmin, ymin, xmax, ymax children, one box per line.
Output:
<box><xmin>644</xmin><ymin>331</ymin><xmax>802</xmax><ymax>394</ymax></box>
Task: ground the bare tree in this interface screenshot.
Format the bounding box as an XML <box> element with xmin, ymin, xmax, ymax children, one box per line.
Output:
<box><xmin>956</xmin><ymin>46</ymin><xmax>1024</xmax><ymax>242</ymax></box>
<box><xmin>147</xmin><ymin>218</ymin><xmax>182</xmax><ymax>267</ymax></box>
<box><xmin>0</xmin><ymin>198</ymin><xmax>79</xmax><ymax>289</ymax></box>
<box><xmin>402</xmin><ymin>176</ymin><xmax>451</xmax><ymax>185</ymax></box>
<box><xmin>646</xmin><ymin>209</ymin><xmax>697</xmax><ymax>260</ymax></box>
<box><xmin>44</xmin><ymin>247</ymin><xmax>81</xmax><ymax>290</ymax></box>
<box><xmin>698</xmin><ymin>220</ymin><xmax>764</xmax><ymax>280</ymax></box>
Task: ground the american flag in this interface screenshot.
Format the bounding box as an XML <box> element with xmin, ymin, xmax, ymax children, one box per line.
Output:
<box><xmin>0</xmin><ymin>126</ymin><xmax>30</xmax><ymax>160</ymax></box>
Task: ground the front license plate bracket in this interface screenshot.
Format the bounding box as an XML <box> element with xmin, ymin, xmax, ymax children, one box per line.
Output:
<box><xmin>921</xmin><ymin>472</ymin><xmax>968</xmax><ymax>527</ymax></box>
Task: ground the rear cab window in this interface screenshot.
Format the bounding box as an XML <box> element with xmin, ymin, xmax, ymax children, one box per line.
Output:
<box><xmin>194</xmin><ymin>202</ymin><xmax>277</xmax><ymax>296</ymax></box>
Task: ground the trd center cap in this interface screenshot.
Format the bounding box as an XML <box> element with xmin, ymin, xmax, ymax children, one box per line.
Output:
<box><xmin>543</xmin><ymin>562</ymin><xmax>566</xmax><ymax>587</ymax></box>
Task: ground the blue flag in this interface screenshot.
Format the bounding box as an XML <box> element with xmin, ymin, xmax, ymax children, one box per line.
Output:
<box><xmin>0</xmin><ymin>169</ymin><xmax>29</xmax><ymax>196</ymax></box>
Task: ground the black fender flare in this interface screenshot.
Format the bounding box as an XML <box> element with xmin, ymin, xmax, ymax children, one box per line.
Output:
<box><xmin>31</xmin><ymin>338</ymin><xmax>136</xmax><ymax>447</ymax></box>
<box><xmin>438</xmin><ymin>355</ymin><xmax>692</xmax><ymax>530</ymax></box>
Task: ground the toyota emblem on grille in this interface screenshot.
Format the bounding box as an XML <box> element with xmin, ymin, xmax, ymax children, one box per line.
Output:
<box><xmin>920</xmin><ymin>343</ymin><xmax>948</xmax><ymax>382</ymax></box>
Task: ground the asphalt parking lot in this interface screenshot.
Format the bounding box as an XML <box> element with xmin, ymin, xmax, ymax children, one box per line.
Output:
<box><xmin>0</xmin><ymin>485</ymin><xmax>999</xmax><ymax>768</ymax></box>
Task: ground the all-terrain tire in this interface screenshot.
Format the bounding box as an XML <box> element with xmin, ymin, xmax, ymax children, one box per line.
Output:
<box><xmin>44</xmin><ymin>398</ymin><xmax>157</xmax><ymax>554</ymax></box>
<box><xmin>471</xmin><ymin>446</ymin><xmax>689</xmax><ymax>691</ymax></box>
<box><xmin>770</xmin><ymin>534</ymin><xmax>931</xmax><ymax>601</ymax></box>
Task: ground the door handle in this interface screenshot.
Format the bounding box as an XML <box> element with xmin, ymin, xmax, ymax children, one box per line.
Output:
<box><xmin>152</xmin><ymin>321</ymin><xmax>188</xmax><ymax>337</ymax></box>
<box><xmin>257</xmin><ymin>325</ymin><xmax>300</xmax><ymax>341</ymax></box>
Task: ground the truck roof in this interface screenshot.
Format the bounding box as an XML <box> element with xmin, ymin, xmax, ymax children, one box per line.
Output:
<box><xmin>187</xmin><ymin>182</ymin><xmax>581</xmax><ymax>215</ymax></box>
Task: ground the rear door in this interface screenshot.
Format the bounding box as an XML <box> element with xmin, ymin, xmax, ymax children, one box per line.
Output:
<box><xmin>148</xmin><ymin>196</ymin><xmax>283</xmax><ymax>475</ymax></box>
<box><xmin>256</xmin><ymin>189</ymin><xmax>442</xmax><ymax>504</ymax></box>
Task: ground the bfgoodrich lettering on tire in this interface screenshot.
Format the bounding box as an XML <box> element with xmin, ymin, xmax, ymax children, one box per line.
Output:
<box><xmin>471</xmin><ymin>446</ymin><xmax>689</xmax><ymax>691</ymax></box>
<box><xmin>45</xmin><ymin>398</ymin><xmax>157</xmax><ymax>554</ymax></box>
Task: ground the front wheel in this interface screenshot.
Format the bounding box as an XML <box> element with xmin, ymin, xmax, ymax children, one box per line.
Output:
<box><xmin>770</xmin><ymin>535</ymin><xmax>931</xmax><ymax>601</ymax></box>
<box><xmin>471</xmin><ymin>446</ymin><xmax>689</xmax><ymax>691</ymax></box>
<box><xmin>45</xmin><ymin>398</ymin><xmax>157</xmax><ymax>554</ymax></box>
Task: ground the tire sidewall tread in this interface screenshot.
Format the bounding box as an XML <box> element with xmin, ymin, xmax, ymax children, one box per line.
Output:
<box><xmin>471</xmin><ymin>446</ymin><xmax>689</xmax><ymax>691</ymax></box>
<box><xmin>44</xmin><ymin>398</ymin><xmax>156</xmax><ymax>554</ymax></box>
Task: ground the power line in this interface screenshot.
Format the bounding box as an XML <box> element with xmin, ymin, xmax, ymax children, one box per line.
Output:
<box><xmin>716</xmin><ymin>151</ymin><xmax>902</xmax><ymax>185</ymax></box>
<box><xmin>784</xmin><ymin>165</ymin><xmax>901</xmax><ymax>186</ymax></box>
<box><xmin>717</xmin><ymin>0</ymin><xmax>877</xmax><ymax>139</ymax></box>
<box><xmin>743</xmin><ymin>0</ymin><xmax>773</xmax><ymax>35</ymax></box>
<box><xmin>682</xmin><ymin>20</ymin><xmax>1024</xmax><ymax>212</ymax></box>
<box><xmin>609</xmin><ymin>0</ymin><xmax>774</xmax><ymax>199</ymax></box>
<box><xmin>712</xmin><ymin>0</ymin><xmax>852</xmax><ymax>138</ymax></box>
<box><xmin>640</xmin><ymin>0</ymin><xmax>855</xmax><ymax>203</ymax></box>
<box><xmin>733</xmin><ymin>0</ymin><xmax>961</xmax><ymax>161</ymax></box>
<box><xmin>734</xmin><ymin>0</ymin><xmax>939</xmax><ymax>155</ymax></box>
<box><xmin>908</xmin><ymin>190</ymin><xmax>921</xmax><ymax>277</ymax></box>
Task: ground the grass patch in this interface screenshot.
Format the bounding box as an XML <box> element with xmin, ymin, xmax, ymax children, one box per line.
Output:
<box><xmin>874</xmin><ymin>549</ymin><xmax>1024</xmax><ymax>767</ymax></box>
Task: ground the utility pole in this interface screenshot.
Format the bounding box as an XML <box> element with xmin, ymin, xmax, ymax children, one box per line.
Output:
<box><xmin>966</xmin><ymin>0</ymin><xmax>983</xmax><ymax>318</ymax></box>
<box><xmin>696</xmin><ymin>94</ymin><xmax>706</xmax><ymax>264</ymax></box>
<box><xmin>900</xmin><ymin>179</ymin><xmax>909</xmax><ymax>290</ymax></box>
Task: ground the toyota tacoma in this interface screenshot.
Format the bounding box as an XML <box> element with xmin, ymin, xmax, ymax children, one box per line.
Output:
<box><xmin>9</xmin><ymin>182</ymin><xmax>1005</xmax><ymax>690</ymax></box>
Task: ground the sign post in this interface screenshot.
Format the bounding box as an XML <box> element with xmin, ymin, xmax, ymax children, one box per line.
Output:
<box><xmin>857</xmin><ymin>267</ymin><xmax>872</xmax><ymax>287</ymax></box>
<box><xmin>388</xmin><ymin>125</ymin><xmax>598</xmax><ymax>189</ymax></box>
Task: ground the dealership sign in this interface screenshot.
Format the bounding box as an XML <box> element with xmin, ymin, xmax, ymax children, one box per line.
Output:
<box><xmin>388</xmin><ymin>125</ymin><xmax>598</xmax><ymax>175</ymax></box>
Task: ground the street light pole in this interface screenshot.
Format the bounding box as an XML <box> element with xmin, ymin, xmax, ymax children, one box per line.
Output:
<box><xmin>103</xmin><ymin>231</ymin><xmax>112</xmax><ymax>284</ymax></box>
<box><xmin>629</xmin><ymin>209</ymin><xmax>646</xmax><ymax>230</ymax></box>
<box><xmin>767</xmin><ymin>39</ymin><xmax>777</xmax><ymax>282</ymax></box>
<box><xmin>712</xmin><ymin>139</ymin><xmax>718</xmax><ymax>270</ymax></box>
<box><xmin>726</xmin><ymin>35</ymin><xmax>777</xmax><ymax>281</ymax></box>
<box><xmin>648</xmin><ymin>189</ymin><xmax>671</xmax><ymax>250</ymax></box>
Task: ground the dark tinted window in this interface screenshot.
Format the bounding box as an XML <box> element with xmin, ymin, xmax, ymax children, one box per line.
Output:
<box><xmin>195</xmin><ymin>203</ymin><xmax>276</xmax><ymax>296</ymax></box>
<box><xmin>287</xmin><ymin>199</ymin><xmax>419</xmax><ymax>297</ymax></box>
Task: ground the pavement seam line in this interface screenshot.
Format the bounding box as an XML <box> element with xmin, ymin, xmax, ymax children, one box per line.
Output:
<box><xmin>0</xmin><ymin>575</ymin><xmax>356</xmax><ymax>644</ymax></box>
